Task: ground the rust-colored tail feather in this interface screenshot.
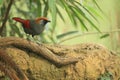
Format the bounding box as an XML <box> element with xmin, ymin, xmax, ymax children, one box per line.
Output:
<box><xmin>12</xmin><ymin>17</ymin><xmax>25</xmax><ymax>23</ymax></box>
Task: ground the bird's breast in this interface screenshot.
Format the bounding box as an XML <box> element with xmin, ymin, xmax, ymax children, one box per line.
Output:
<box><xmin>29</xmin><ymin>20</ymin><xmax>45</xmax><ymax>34</ymax></box>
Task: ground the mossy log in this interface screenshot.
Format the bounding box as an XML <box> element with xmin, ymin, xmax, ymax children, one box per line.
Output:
<box><xmin>0</xmin><ymin>37</ymin><xmax>120</xmax><ymax>80</ymax></box>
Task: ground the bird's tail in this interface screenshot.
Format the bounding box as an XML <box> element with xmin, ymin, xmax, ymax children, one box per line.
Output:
<box><xmin>12</xmin><ymin>17</ymin><xmax>25</xmax><ymax>23</ymax></box>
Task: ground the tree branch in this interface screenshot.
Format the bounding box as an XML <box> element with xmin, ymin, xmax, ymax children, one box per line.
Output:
<box><xmin>0</xmin><ymin>0</ymin><xmax>14</xmax><ymax>35</ymax></box>
<box><xmin>0</xmin><ymin>37</ymin><xmax>78</xmax><ymax>67</ymax></box>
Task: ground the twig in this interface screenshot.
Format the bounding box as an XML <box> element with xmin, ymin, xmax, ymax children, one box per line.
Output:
<box><xmin>58</xmin><ymin>29</ymin><xmax>120</xmax><ymax>44</ymax></box>
<box><xmin>0</xmin><ymin>0</ymin><xmax>14</xmax><ymax>35</ymax></box>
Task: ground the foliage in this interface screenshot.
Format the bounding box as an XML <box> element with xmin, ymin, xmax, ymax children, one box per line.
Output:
<box><xmin>98</xmin><ymin>71</ymin><xmax>113</xmax><ymax>80</ymax></box>
<box><xmin>0</xmin><ymin>0</ymin><xmax>102</xmax><ymax>43</ymax></box>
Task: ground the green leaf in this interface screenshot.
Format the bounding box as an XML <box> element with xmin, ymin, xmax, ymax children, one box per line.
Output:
<box><xmin>59</xmin><ymin>0</ymin><xmax>76</xmax><ymax>25</ymax></box>
<box><xmin>86</xmin><ymin>16</ymin><xmax>101</xmax><ymax>32</ymax></box>
<box><xmin>71</xmin><ymin>1</ymin><xmax>100</xmax><ymax>32</ymax></box>
<box><xmin>56</xmin><ymin>6</ymin><xmax>65</xmax><ymax>22</ymax></box>
<box><xmin>93</xmin><ymin>0</ymin><xmax>104</xmax><ymax>14</ymax></box>
<box><xmin>74</xmin><ymin>1</ymin><xmax>99</xmax><ymax>22</ymax></box>
<box><xmin>43</xmin><ymin>0</ymin><xmax>49</xmax><ymax>17</ymax></box>
<box><xmin>86</xmin><ymin>5</ymin><xmax>103</xmax><ymax>19</ymax></box>
<box><xmin>36</xmin><ymin>0</ymin><xmax>42</xmax><ymax>16</ymax></box>
<box><xmin>69</xmin><ymin>6</ymin><xmax>88</xmax><ymax>31</ymax></box>
<box><xmin>57</xmin><ymin>31</ymin><xmax>79</xmax><ymax>39</ymax></box>
<box><xmin>75</xmin><ymin>5</ymin><xmax>100</xmax><ymax>32</ymax></box>
<box><xmin>98</xmin><ymin>71</ymin><xmax>113</xmax><ymax>80</ymax></box>
<box><xmin>28</xmin><ymin>0</ymin><xmax>32</xmax><ymax>9</ymax></box>
<box><xmin>100</xmin><ymin>34</ymin><xmax>109</xmax><ymax>39</ymax></box>
<box><xmin>0</xmin><ymin>0</ymin><xmax>3</xmax><ymax>5</ymax></box>
<box><xmin>48</xmin><ymin>0</ymin><xmax>57</xmax><ymax>29</ymax></box>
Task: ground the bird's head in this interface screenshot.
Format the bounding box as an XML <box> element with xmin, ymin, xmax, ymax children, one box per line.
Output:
<box><xmin>35</xmin><ymin>17</ymin><xmax>51</xmax><ymax>25</ymax></box>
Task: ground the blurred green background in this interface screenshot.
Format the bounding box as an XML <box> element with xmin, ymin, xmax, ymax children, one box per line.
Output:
<box><xmin>0</xmin><ymin>0</ymin><xmax>120</xmax><ymax>53</ymax></box>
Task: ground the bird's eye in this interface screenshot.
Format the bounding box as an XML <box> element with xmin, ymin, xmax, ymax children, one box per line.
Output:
<box><xmin>39</xmin><ymin>20</ymin><xmax>44</xmax><ymax>24</ymax></box>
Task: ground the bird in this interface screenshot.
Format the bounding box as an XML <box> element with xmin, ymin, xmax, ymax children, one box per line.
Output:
<box><xmin>12</xmin><ymin>17</ymin><xmax>50</xmax><ymax>37</ymax></box>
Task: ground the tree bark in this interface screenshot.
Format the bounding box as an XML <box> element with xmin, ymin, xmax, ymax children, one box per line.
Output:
<box><xmin>0</xmin><ymin>37</ymin><xmax>120</xmax><ymax>80</ymax></box>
